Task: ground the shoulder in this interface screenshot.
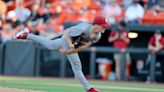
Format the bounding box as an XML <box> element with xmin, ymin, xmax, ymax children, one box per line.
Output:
<box><xmin>78</xmin><ymin>22</ymin><xmax>93</xmax><ymax>26</ymax></box>
<box><xmin>73</xmin><ymin>22</ymin><xmax>93</xmax><ymax>28</ymax></box>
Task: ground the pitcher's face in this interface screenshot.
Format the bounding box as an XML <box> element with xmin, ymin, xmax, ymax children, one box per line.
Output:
<box><xmin>95</xmin><ymin>25</ymin><xmax>106</xmax><ymax>33</ymax></box>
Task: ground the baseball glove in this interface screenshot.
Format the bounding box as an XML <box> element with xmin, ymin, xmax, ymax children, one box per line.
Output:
<box><xmin>72</xmin><ymin>35</ymin><xmax>85</xmax><ymax>48</ymax></box>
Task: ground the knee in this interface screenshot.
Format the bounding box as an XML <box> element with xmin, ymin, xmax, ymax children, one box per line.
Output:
<box><xmin>72</xmin><ymin>63</ymin><xmax>82</xmax><ymax>71</ymax></box>
<box><xmin>45</xmin><ymin>43</ymin><xmax>55</xmax><ymax>50</ymax></box>
<box><xmin>46</xmin><ymin>46</ymin><xmax>54</xmax><ymax>50</ymax></box>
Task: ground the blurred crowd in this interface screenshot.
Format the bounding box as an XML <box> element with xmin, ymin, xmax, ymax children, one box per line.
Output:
<box><xmin>0</xmin><ymin>0</ymin><xmax>164</xmax><ymax>42</ymax></box>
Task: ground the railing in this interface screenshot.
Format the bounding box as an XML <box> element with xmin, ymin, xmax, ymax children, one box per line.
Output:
<box><xmin>49</xmin><ymin>45</ymin><xmax>164</xmax><ymax>82</ymax></box>
<box><xmin>82</xmin><ymin>47</ymin><xmax>164</xmax><ymax>82</ymax></box>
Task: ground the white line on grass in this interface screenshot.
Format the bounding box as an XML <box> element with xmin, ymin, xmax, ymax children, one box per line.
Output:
<box><xmin>47</xmin><ymin>83</ymin><xmax>164</xmax><ymax>92</ymax></box>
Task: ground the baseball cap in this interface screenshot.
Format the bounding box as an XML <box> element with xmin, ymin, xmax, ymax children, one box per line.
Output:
<box><xmin>93</xmin><ymin>16</ymin><xmax>110</xmax><ymax>28</ymax></box>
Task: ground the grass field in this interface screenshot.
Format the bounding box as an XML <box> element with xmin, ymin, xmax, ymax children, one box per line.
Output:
<box><xmin>0</xmin><ymin>76</ymin><xmax>164</xmax><ymax>92</ymax></box>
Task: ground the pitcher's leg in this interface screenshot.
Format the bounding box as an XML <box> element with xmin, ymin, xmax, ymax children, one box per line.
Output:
<box><xmin>27</xmin><ymin>34</ymin><xmax>63</xmax><ymax>50</ymax></box>
<box><xmin>66</xmin><ymin>53</ymin><xmax>91</xmax><ymax>90</ymax></box>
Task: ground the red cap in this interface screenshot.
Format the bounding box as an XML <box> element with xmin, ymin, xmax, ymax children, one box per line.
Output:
<box><xmin>93</xmin><ymin>16</ymin><xmax>110</xmax><ymax>28</ymax></box>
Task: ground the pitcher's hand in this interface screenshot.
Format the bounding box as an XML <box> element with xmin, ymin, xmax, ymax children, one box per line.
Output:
<box><xmin>59</xmin><ymin>48</ymin><xmax>72</xmax><ymax>54</ymax></box>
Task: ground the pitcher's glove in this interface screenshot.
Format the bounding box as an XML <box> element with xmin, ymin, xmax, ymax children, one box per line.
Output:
<box><xmin>72</xmin><ymin>36</ymin><xmax>85</xmax><ymax>48</ymax></box>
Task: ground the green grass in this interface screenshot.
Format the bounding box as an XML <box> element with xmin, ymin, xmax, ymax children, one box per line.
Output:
<box><xmin>0</xmin><ymin>76</ymin><xmax>164</xmax><ymax>92</ymax></box>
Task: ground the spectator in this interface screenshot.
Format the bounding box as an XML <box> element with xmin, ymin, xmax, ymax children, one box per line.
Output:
<box><xmin>0</xmin><ymin>18</ymin><xmax>2</xmax><ymax>29</ymax></box>
<box><xmin>0</xmin><ymin>0</ymin><xmax>7</xmax><ymax>21</ymax></box>
<box><xmin>56</xmin><ymin>6</ymin><xmax>79</xmax><ymax>25</ymax></box>
<box><xmin>158</xmin><ymin>0</ymin><xmax>164</xmax><ymax>8</ymax></box>
<box><xmin>5</xmin><ymin>0</ymin><xmax>15</xmax><ymax>12</ymax></box>
<box><xmin>14</xmin><ymin>4</ymin><xmax>31</xmax><ymax>23</ymax></box>
<box><xmin>149</xmin><ymin>4</ymin><xmax>164</xmax><ymax>12</ymax></box>
<box><xmin>48</xmin><ymin>15</ymin><xmax>63</xmax><ymax>31</ymax></box>
<box><xmin>89</xmin><ymin>0</ymin><xmax>102</xmax><ymax>9</ymax></box>
<box><xmin>108</xmin><ymin>21</ymin><xmax>131</xmax><ymax>80</ymax></box>
<box><xmin>1</xmin><ymin>23</ymin><xmax>15</xmax><ymax>42</ymax></box>
<box><xmin>26</xmin><ymin>21</ymin><xmax>39</xmax><ymax>35</ymax></box>
<box><xmin>0</xmin><ymin>19</ymin><xmax>2</xmax><ymax>41</ymax></box>
<box><xmin>6</xmin><ymin>10</ymin><xmax>24</xmax><ymax>32</ymax></box>
<box><xmin>33</xmin><ymin>6</ymin><xmax>49</xmax><ymax>22</ymax></box>
<box><xmin>125</xmin><ymin>0</ymin><xmax>145</xmax><ymax>24</ymax></box>
<box><xmin>148</xmin><ymin>31</ymin><xmax>164</xmax><ymax>82</ymax></box>
<box><xmin>147</xmin><ymin>0</ymin><xmax>159</xmax><ymax>9</ymax></box>
<box><xmin>44</xmin><ymin>16</ymin><xmax>63</xmax><ymax>39</ymax></box>
<box><xmin>71</xmin><ymin>0</ymin><xmax>90</xmax><ymax>11</ymax></box>
<box><xmin>35</xmin><ymin>18</ymin><xmax>47</xmax><ymax>35</ymax></box>
<box><xmin>78</xmin><ymin>9</ymin><xmax>94</xmax><ymax>22</ymax></box>
<box><xmin>29</xmin><ymin>3</ymin><xmax>40</xmax><ymax>21</ymax></box>
<box><xmin>102</xmin><ymin>0</ymin><xmax>122</xmax><ymax>24</ymax></box>
<box><xmin>147</xmin><ymin>0</ymin><xmax>164</xmax><ymax>11</ymax></box>
<box><xmin>122</xmin><ymin>0</ymin><xmax>133</xmax><ymax>9</ymax></box>
<box><xmin>138</xmin><ymin>0</ymin><xmax>148</xmax><ymax>9</ymax></box>
<box><xmin>99</xmin><ymin>0</ymin><xmax>107</xmax><ymax>9</ymax></box>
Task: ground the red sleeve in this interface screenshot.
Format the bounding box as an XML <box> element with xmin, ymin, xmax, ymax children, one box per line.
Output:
<box><xmin>108</xmin><ymin>30</ymin><xmax>116</xmax><ymax>39</ymax></box>
<box><xmin>149</xmin><ymin>36</ymin><xmax>155</xmax><ymax>46</ymax></box>
<box><xmin>161</xmin><ymin>37</ymin><xmax>164</xmax><ymax>47</ymax></box>
<box><xmin>125</xmin><ymin>32</ymin><xmax>130</xmax><ymax>39</ymax></box>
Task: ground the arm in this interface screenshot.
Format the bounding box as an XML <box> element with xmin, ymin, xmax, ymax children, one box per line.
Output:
<box><xmin>120</xmin><ymin>34</ymin><xmax>130</xmax><ymax>44</ymax></box>
<box><xmin>148</xmin><ymin>44</ymin><xmax>157</xmax><ymax>51</ymax></box>
<box><xmin>149</xmin><ymin>37</ymin><xmax>163</xmax><ymax>52</ymax></box>
<box><xmin>63</xmin><ymin>30</ymin><xmax>75</xmax><ymax>48</ymax></box>
<box><xmin>70</xmin><ymin>41</ymin><xmax>93</xmax><ymax>53</ymax></box>
<box><xmin>148</xmin><ymin>43</ymin><xmax>161</xmax><ymax>54</ymax></box>
<box><xmin>148</xmin><ymin>36</ymin><xmax>158</xmax><ymax>53</ymax></box>
<box><xmin>148</xmin><ymin>44</ymin><xmax>161</xmax><ymax>54</ymax></box>
<box><xmin>59</xmin><ymin>41</ymin><xmax>93</xmax><ymax>54</ymax></box>
<box><xmin>155</xmin><ymin>38</ymin><xmax>163</xmax><ymax>50</ymax></box>
<box><xmin>108</xmin><ymin>32</ymin><xmax>119</xmax><ymax>42</ymax></box>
